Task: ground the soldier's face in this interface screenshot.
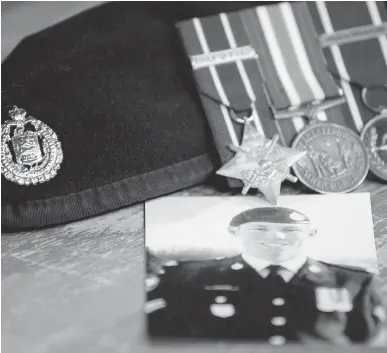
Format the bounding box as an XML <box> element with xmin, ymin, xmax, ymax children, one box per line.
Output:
<box><xmin>237</xmin><ymin>222</ymin><xmax>311</xmax><ymax>263</ymax></box>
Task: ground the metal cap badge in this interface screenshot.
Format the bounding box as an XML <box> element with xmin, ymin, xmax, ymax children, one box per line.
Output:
<box><xmin>1</xmin><ymin>106</ymin><xmax>63</xmax><ymax>185</ymax></box>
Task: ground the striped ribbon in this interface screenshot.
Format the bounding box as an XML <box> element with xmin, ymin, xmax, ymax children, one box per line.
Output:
<box><xmin>242</xmin><ymin>2</ymin><xmax>341</xmax><ymax>111</ymax></box>
<box><xmin>309</xmin><ymin>1</ymin><xmax>387</xmax><ymax>133</ymax></box>
<box><xmin>176</xmin><ymin>2</ymin><xmax>387</xmax><ymax>188</ymax></box>
<box><xmin>177</xmin><ymin>11</ymin><xmax>278</xmax><ymax>187</ymax></box>
<box><xmin>239</xmin><ymin>2</ymin><xmax>345</xmax><ymax>137</ymax></box>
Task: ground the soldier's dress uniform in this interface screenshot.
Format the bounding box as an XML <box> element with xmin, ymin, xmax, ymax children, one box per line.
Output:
<box><xmin>146</xmin><ymin>255</ymin><xmax>386</xmax><ymax>345</ymax></box>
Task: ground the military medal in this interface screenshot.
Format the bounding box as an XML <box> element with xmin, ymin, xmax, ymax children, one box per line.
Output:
<box><xmin>290</xmin><ymin>112</ymin><xmax>369</xmax><ymax>194</ymax></box>
<box><xmin>217</xmin><ymin>115</ymin><xmax>306</xmax><ymax>204</ymax></box>
<box><xmin>1</xmin><ymin>106</ymin><xmax>63</xmax><ymax>185</ymax></box>
<box><xmin>270</xmin><ymin>90</ymin><xmax>370</xmax><ymax>194</ymax></box>
<box><xmin>360</xmin><ymin>86</ymin><xmax>387</xmax><ymax>182</ymax></box>
<box><xmin>360</xmin><ymin>114</ymin><xmax>387</xmax><ymax>182</ymax></box>
<box><xmin>177</xmin><ymin>3</ymin><xmax>371</xmax><ymax>197</ymax></box>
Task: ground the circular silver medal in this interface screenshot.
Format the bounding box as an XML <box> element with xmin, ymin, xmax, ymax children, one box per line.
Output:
<box><xmin>360</xmin><ymin>113</ymin><xmax>387</xmax><ymax>182</ymax></box>
<box><xmin>291</xmin><ymin>123</ymin><xmax>369</xmax><ymax>194</ymax></box>
<box><xmin>1</xmin><ymin>106</ymin><xmax>63</xmax><ymax>185</ymax></box>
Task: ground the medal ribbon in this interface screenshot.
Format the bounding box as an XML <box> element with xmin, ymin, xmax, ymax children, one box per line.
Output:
<box><xmin>177</xmin><ymin>3</ymin><xmax>339</xmax><ymax>168</ymax></box>
<box><xmin>239</xmin><ymin>2</ymin><xmax>351</xmax><ymax>142</ymax></box>
<box><xmin>241</xmin><ymin>2</ymin><xmax>341</xmax><ymax>111</ymax></box>
<box><xmin>176</xmin><ymin>2</ymin><xmax>387</xmax><ymax>188</ymax></box>
<box><xmin>308</xmin><ymin>1</ymin><xmax>387</xmax><ymax>133</ymax></box>
<box><xmin>177</xmin><ymin>11</ymin><xmax>280</xmax><ymax>187</ymax></box>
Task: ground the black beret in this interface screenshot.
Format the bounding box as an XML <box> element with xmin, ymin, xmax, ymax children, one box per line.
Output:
<box><xmin>1</xmin><ymin>2</ymin><xmax>219</xmax><ymax>229</ymax></box>
<box><xmin>0</xmin><ymin>1</ymin><xmax>285</xmax><ymax>230</ymax></box>
<box><xmin>229</xmin><ymin>207</ymin><xmax>310</xmax><ymax>234</ymax></box>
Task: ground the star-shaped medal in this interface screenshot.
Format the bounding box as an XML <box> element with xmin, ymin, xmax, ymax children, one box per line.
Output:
<box><xmin>216</xmin><ymin>121</ymin><xmax>306</xmax><ymax>204</ymax></box>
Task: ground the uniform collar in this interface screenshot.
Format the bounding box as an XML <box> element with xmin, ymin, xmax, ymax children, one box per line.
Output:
<box><xmin>241</xmin><ymin>253</ymin><xmax>307</xmax><ymax>282</ymax></box>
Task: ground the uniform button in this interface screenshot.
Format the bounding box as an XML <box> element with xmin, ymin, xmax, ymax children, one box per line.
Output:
<box><xmin>268</xmin><ymin>335</ymin><xmax>286</xmax><ymax>346</ymax></box>
<box><xmin>271</xmin><ymin>316</ymin><xmax>286</xmax><ymax>326</ymax></box>
<box><xmin>231</xmin><ymin>262</ymin><xmax>244</xmax><ymax>270</ymax></box>
<box><xmin>165</xmin><ymin>260</ymin><xmax>178</xmax><ymax>267</ymax></box>
<box><xmin>145</xmin><ymin>276</ymin><xmax>160</xmax><ymax>292</ymax></box>
<box><xmin>215</xmin><ymin>296</ymin><xmax>227</xmax><ymax>304</ymax></box>
<box><xmin>272</xmin><ymin>297</ymin><xmax>285</xmax><ymax>306</ymax></box>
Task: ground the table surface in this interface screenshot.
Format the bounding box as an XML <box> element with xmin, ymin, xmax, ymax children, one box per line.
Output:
<box><xmin>2</xmin><ymin>179</ymin><xmax>387</xmax><ymax>353</ymax></box>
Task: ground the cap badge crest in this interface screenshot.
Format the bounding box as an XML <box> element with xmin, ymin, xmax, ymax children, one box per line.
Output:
<box><xmin>1</xmin><ymin>106</ymin><xmax>63</xmax><ymax>185</ymax></box>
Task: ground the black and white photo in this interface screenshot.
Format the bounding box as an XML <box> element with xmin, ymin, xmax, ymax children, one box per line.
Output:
<box><xmin>145</xmin><ymin>194</ymin><xmax>386</xmax><ymax>346</ymax></box>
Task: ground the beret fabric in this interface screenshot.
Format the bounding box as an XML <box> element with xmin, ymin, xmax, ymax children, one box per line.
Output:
<box><xmin>229</xmin><ymin>207</ymin><xmax>310</xmax><ymax>233</ymax></box>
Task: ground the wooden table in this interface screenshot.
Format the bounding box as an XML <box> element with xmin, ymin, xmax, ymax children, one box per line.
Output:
<box><xmin>2</xmin><ymin>180</ymin><xmax>387</xmax><ymax>353</ymax></box>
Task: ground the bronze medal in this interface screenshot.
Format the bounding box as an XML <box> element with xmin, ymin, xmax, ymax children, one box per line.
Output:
<box><xmin>216</xmin><ymin>119</ymin><xmax>306</xmax><ymax>204</ymax></box>
<box><xmin>291</xmin><ymin>122</ymin><xmax>369</xmax><ymax>194</ymax></box>
<box><xmin>359</xmin><ymin>86</ymin><xmax>387</xmax><ymax>182</ymax></box>
<box><xmin>360</xmin><ymin>112</ymin><xmax>387</xmax><ymax>182</ymax></box>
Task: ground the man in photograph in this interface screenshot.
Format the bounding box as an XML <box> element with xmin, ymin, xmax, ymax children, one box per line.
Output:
<box><xmin>146</xmin><ymin>207</ymin><xmax>386</xmax><ymax>345</ymax></box>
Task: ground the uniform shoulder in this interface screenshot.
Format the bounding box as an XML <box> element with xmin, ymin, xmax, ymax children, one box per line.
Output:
<box><xmin>319</xmin><ymin>260</ymin><xmax>374</xmax><ymax>280</ymax></box>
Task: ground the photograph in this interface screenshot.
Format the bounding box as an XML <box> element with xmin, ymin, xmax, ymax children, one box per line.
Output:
<box><xmin>145</xmin><ymin>194</ymin><xmax>386</xmax><ymax>346</ymax></box>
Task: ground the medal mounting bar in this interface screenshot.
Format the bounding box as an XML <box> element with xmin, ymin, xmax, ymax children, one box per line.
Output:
<box><xmin>272</xmin><ymin>96</ymin><xmax>347</xmax><ymax>121</ymax></box>
<box><xmin>190</xmin><ymin>46</ymin><xmax>258</xmax><ymax>70</ymax></box>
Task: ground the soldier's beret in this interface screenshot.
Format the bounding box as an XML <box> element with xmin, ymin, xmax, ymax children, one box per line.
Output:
<box><xmin>1</xmin><ymin>2</ymin><xmax>251</xmax><ymax>229</ymax></box>
<box><xmin>229</xmin><ymin>207</ymin><xmax>310</xmax><ymax>234</ymax></box>
<box><xmin>0</xmin><ymin>2</ymin><xmax>283</xmax><ymax>230</ymax></box>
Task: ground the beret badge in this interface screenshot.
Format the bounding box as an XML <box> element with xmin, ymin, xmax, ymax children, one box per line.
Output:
<box><xmin>1</xmin><ymin>106</ymin><xmax>63</xmax><ymax>185</ymax></box>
